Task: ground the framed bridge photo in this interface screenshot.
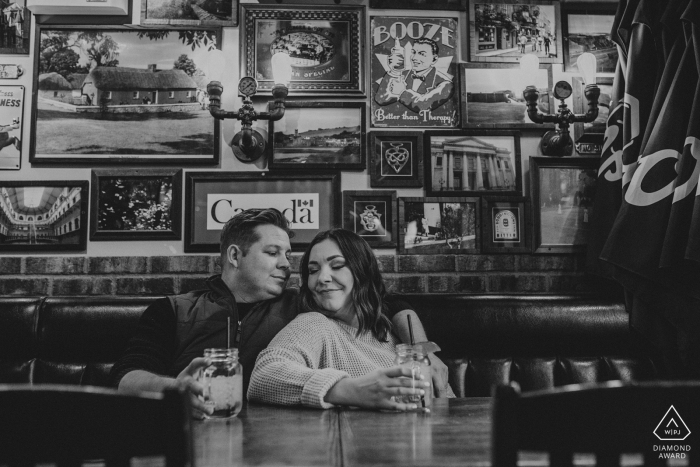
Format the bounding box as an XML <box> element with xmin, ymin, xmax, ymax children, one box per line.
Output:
<box><xmin>30</xmin><ymin>25</ymin><xmax>221</xmax><ymax>166</ymax></box>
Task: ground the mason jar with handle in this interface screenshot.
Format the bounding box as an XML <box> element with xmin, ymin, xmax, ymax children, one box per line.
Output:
<box><xmin>199</xmin><ymin>348</ymin><xmax>243</xmax><ymax>419</ymax></box>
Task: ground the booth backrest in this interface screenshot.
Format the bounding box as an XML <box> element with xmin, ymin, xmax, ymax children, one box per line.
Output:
<box><xmin>0</xmin><ymin>294</ymin><xmax>662</xmax><ymax>394</ymax></box>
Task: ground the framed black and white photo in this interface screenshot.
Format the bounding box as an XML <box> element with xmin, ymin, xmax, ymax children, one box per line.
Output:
<box><xmin>30</xmin><ymin>26</ymin><xmax>221</xmax><ymax>166</ymax></box>
<box><xmin>460</xmin><ymin>63</ymin><xmax>554</xmax><ymax>129</ymax></box>
<box><xmin>268</xmin><ymin>102</ymin><xmax>366</xmax><ymax>171</ymax></box>
<box><xmin>0</xmin><ymin>0</ymin><xmax>30</xmax><ymax>55</ymax></box>
<box><xmin>0</xmin><ymin>85</ymin><xmax>25</xmax><ymax>170</ymax></box>
<box><xmin>530</xmin><ymin>156</ymin><xmax>599</xmax><ymax>254</ymax></box>
<box><xmin>572</xmin><ymin>76</ymin><xmax>613</xmax><ymax>155</ymax></box>
<box><xmin>90</xmin><ymin>169</ymin><xmax>182</xmax><ymax>241</ymax></box>
<box><xmin>469</xmin><ymin>0</ymin><xmax>563</xmax><ymax>64</ymax></box>
<box><xmin>424</xmin><ymin>130</ymin><xmax>522</xmax><ymax>197</ymax></box>
<box><xmin>240</xmin><ymin>5</ymin><xmax>364</xmax><ymax>96</ymax></box>
<box><xmin>562</xmin><ymin>3</ymin><xmax>617</xmax><ymax>74</ymax></box>
<box><xmin>343</xmin><ymin>190</ymin><xmax>397</xmax><ymax>248</ymax></box>
<box><xmin>0</xmin><ymin>180</ymin><xmax>88</xmax><ymax>252</ymax></box>
<box><xmin>185</xmin><ymin>172</ymin><xmax>340</xmax><ymax>252</ymax></box>
<box><xmin>370</xmin><ymin>0</ymin><xmax>466</xmax><ymax>10</ymax></box>
<box><xmin>398</xmin><ymin>197</ymin><xmax>480</xmax><ymax>255</ymax></box>
<box><xmin>369</xmin><ymin>131</ymin><xmax>423</xmax><ymax>188</ymax></box>
<box><xmin>141</xmin><ymin>0</ymin><xmax>238</xmax><ymax>27</ymax></box>
<box><xmin>481</xmin><ymin>196</ymin><xmax>531</xmax><ymax>253</ymax></box>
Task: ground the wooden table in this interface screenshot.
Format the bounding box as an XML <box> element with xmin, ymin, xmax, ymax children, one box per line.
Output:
<box><xmin>193</xmin><ymin>398</ymin><xmax>493</xmax><ymax>467</ymax></box>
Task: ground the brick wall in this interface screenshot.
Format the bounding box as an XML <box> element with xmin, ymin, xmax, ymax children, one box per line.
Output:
<box><xmin>0</xmin><ymin>253</ymin><xmax>616</xmax><ymax>296</ymax></box>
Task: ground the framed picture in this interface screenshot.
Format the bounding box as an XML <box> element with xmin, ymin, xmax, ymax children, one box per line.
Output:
<box><xmin>30</xmin><ymin>26</ymin><xmax>221</xmax><ymax>166</ymax></box>
<box><xmin>481</xmin><ymin>196</ymin><xmax>531</xmax><ymax>253</ymax></box>
<box><xmin>343</xmin><ymin>190</ymin><xmax>397</xmax><ymax>248</ymax></box>
<box><xmin>460</xmin><ymin>63</ymin><xmax>554</xmax><ymax>129</ymax></box>
<box><xmin>562</xmin><ymin>3</ymin><xmax>617</xmax><ymax>74</ymax></box>
<box><xmin>90</xmin><ymin>169</ymin><xmax>182</xmax><ymax>241</ymax></box>
<box><xmin>141</xmin><ymin>0</ymin><xmax>238</xmax><ymax>27</ymax></box>
<box><xmin>424</xmin><ymin>130</ymin><xmax>522</xmax><ymax>197</ymax></box>
<box><xmin>0</xmin><ymin>180</ymin><xmax>88</xmax><ymax>252</ymax></box>
<box><xmin>0</xmin><ymin>85</ymin><xmax>25</xmax><ymax>170</ymax></box>
<box><xmin>240</xmin><ymin>5</ymin><xmax>364</xmax><ymax>96</ymax></box>
<box><xmin>185</xmin><ymin>172</ymin><xmax>340</xmax><ymax>253</ymax></box>
<box><xmin>370</xmin><ymin>14</ymin><xmax>461</xmax><ymax>128</ymax></box>
<box><xmin>469</xmin><ymin>0</ymin><xmax>563</xmax><ymax>64</ymax></box>
<box><xmin>370</xmin><ymin>0</ymin><xmax>466</xmax><ymax>10</ymax></box>
<box><xmin>369</xmin><ymin>131</ymin><xmax>424</xmax><ymax>188</ymax></box>
<box><xmin>399</xmin><ymin>197</ymin><xmax>480</xmax><ymax>254</ymax></box>
<box><xmin>572</xmin><ymin>76</ymin><xmax>613</xmax><ymax>155</ymax></box>
<box><xmin>268</xmin><ymin>102</ymin><xmax>366</xmax><ymax>171</ymax></box>
<box><xmin>0</xmin><ymin>0</ymin><xmax>30</xmax><ymax>54</ymax></box>
<box><xmin>530</xmin><ymin>156</ymin><xmax>599</xmax><ymax>254</ymax></box>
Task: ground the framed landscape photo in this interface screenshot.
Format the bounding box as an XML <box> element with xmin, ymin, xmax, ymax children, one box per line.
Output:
<box><xmin>0</xmin><ymin>180</ymin><xmax>88</xmax><ymax>252</ymax></box>
<box><xmin>370</xmin><ymin>14</ymin><xmax>461</xmax><ymax>128</ymax></box>
<box><xmin>469</xmin><ymin>0</ymin><xmax>563</xmax><ymax>64</ymax></box>
<box><xmin>141</xmin><ymin>0</ymin><xmax>238</xmax><ymax>27</ymax></box>
<box><xmin>185</xmin><ymin>172</ymin><xmax>340</xmax><ymax>252</ymax></box>
<box><xmin>530</xmin><ymin>156</ymin><xmax>599</xmax><ymax>254</ymax></box>
<box><xmin>30</xmin><ymin>26</ymin><xmax>221</xmax><ymax>166</ymax></box>
<box><xmin>0</xmin><ymin>0</ymin><xmax>30</xmax><ymax>55</ymax></box>
<box><xmin>399</xmin><ymin>197</ymin><xmax>480</xmax><ymax>254</ymax></box>
<box><xmin>572</xmin><ymin>76</ymin><xmax>613</xmax><ymax>155</ymax></box>
<box><xmin>424</xmin><ymin>130</ymin><xmax>522</xmax><ymax>197</ymax></box>
<box><xmin>460</xmin><ymin>63</ymin><xmax>554</xmax><ymax>129</ymax></box>
<box><xmin>343</xmin><ymin>190</ymin><xmax>397</xmax><ymax>248</ymax></box>
<box><xmin>240</xmin><ymin>5</ymin><xmax>364</xmax><ymax>96</ymax></box>
<box><xmin>369</xmin><ymin>131</ymin><xmax>423</xmax><ymax>188</ymax></box>
<box><xmin>481</xmin><ymin>196</ymin><xmax>531</xmax><ymax>253</ymax></box>
<box><xmin>90</xmin><ymin>169</ymin><xmax>182</xmax><ymax>241</ymax></box>
<box><xmin>370</xmin><ymin>0</ymin><xmax>466</xmax><ymax>10</ymax></box>
<box><xmin>268</xmin><ymin>102</ymin><xmax>366</xmax><ymax>171</ymax></box>
<box><xmin>0</xmin><ymin>85</ymin><xmax>25</xmax><ymax>170</ymax></box>
<box><xmin>562</xmin><ymin>3</ymin><xmax>617</xmax><ymax>74</ymax></box>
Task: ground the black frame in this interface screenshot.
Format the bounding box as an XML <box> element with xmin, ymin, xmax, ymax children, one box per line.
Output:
<box><xmin>90</xmin><ymin>168</ymin><xmax>182</xmax><ymax>241</ymax></box>
<box><xmin>370</xmin><ymin>0</ymin><xmax>466</xmax><ymax>10</ymax></box>
<box><xmin>30</xmin><ymin>25</ymin><xmax>221</xmax><ymax>167</ymax></box>
<box><xmin>343</xmin><ymin>190</ymin><xmax>397</xmax><ymax>248</ymax></box>
<box><xmin>0</xmin><ymin>180</ymin><xmax>89</xmax><ymax>252</ymax></box>
<box><xmin>141</xmin><ymin>0</ymin><xmax>238</xmax><ymax>27</ymax></box>
<box><xmin>424</xmin><ymin>130</ymin><xmax>523</xmax><ymax>197</ymax></box>
<box><xmin>185</xmin><ymin>171</ymin><xmax>341</xmax><ymax>253</ymax></box>
<box><xmin>268</xmin><ymin>101</ymin><xmax>366</xmax><ymax>171</ymax></box>
<box><xmin>369</xmin><ymin>131</ymin><xmax>424</xmax><ymax>188</ymax></box>
<box><xmin>562</xmin><ymin>2</ymin><xmax>618</xmax><ymax>74</ymax></box>
<box><xmin>530</xmin><ymin>156</ymin><xmax>599</xmax><ymax>254</ymax></box>
<box><xmin>481</xmin><ymin>196</ymin><xmax>531</xmax><ymax>253</ymax></box>
<box><xmin>398</xmin><ymin>196</ymin><xmax>480</xmax><ymax>255</ymax></box>
<box><xmin>460</xmin><ymin>63</ymin><xmax>555</xmax><ymax>129</ymax></box>
<box><xmin>240</xmin><ymin>4</ymin><xmax>365</xmax><ymax>96</ymax></box>
<box><xmin>572</xmin><ymin>76</ymin><xmax>614</xmax><ymax>155</ymax></box>
<box><xmin>469</xmin><ymin>0</ymin><xmax>564</xmax><ymax>64</ymax></box>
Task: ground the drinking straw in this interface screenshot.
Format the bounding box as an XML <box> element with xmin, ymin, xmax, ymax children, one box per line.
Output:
<box><xmin>407</xmin><ymin>314</ymin><xmax>415</xmax><ymax>345</ymax></box>
<box><xmin>227</xmin><ymin>316</ymin><xmax>231</xmax><ymax>349</ymax></box>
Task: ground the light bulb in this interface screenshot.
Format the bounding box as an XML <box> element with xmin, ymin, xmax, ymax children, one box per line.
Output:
<box><xmin>271</xmin><ymin>52</ymin><xmax>293</xmax><ymax>86</ymax></box>
<box><xmin>519</xmin><ymin>54</ymin><xmax>540</xmax><ymax>87</ymax></box>
<box><xmin>577</xmin><ymin>52</ymin><xmax>597</xmax><ymax>85</ymax></box>
<box><xmin>207</xmin><ymin>48</ymin><xmax>226</xmax><ymax>84</ymax></box>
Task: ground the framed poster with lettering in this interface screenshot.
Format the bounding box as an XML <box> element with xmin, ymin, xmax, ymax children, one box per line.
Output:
<box><xmin>0</xmin><ymin>85</ymin><xmax>24</xmax><ymax>170</ymax></box>
<box><xmin>480</xmin><ymin>196</ymin><xmax>531</xmax><ymax>253</ymax></box>
<box><xmin>184</xmin><ymin>172</ymin><xmax>340</xmax><ymax>252</ymax></box>
<box><xmin>370</xmin><ymin>15</ymin><xmax>460</xmax><ymax>128</ymax></box>
<box><xmin>240</xmin><ymin>5</ymin><xmax>364</xmax><ymax>96</ymax></box>
<box><xmin>343</xmin><ymin>190</ymin><xmax>397</xmax><ymax>248</ymax></box>
<box><xmin>370</xmin><ymin>131</ymin><xmax>423</xmax><ymax>187</ymax></box>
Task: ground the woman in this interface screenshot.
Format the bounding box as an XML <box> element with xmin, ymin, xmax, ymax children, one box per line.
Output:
<box><xmin>248</xmin><ymin>229</ymin><xmax>453</xmax><ymax>410</ymax></box>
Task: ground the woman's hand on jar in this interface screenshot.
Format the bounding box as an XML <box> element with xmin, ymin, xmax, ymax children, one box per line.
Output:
<box><xmin>324</xmin><ymin>366</ymin><xmax>429</xmax><ymax>411</ymax></box>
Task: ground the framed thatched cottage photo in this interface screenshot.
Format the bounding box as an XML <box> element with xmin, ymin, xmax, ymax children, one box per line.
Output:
<box><xmin>30</xmin><ymin>25</ymin><xmax>221</xmax><ymax>166</ymax></box>
<box><xmin>0</xmin><ymin>0</ymin><xmax>30</xmax><ymax>55</ymax></box>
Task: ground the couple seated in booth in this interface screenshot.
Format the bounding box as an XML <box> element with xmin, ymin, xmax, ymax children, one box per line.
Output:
<box><xmin>110</xmin><ymin>208</ymin><xmax>453</xmax><ymax>416</ymax></box>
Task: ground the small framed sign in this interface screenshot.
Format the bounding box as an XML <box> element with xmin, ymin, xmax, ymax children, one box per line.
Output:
<box><xmin>369</xmin><ymin>131</ymin><xmax>423</xmax><ymax>188</ymax></box>
<box><xmin>343</xmin><ymin>190</ymin><xmax>397</xmax><ymax>248</ymax></box>
<box><xmin>481</xmin><ymin>196</ymin><xmax>531</xmax><ymax>253</ymax></box>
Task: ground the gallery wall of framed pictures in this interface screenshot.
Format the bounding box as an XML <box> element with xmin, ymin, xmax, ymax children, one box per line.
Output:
<box><xmin>0</xmin><ymin>0</ymin><xmax>614</xmax><ymax>258</ymax></box>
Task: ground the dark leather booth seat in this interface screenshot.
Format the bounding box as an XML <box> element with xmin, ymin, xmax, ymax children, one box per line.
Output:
<box><xmin>0</xmin><ymin>295</ymin><xmax>662</xmax><ymax>395</ymax></box>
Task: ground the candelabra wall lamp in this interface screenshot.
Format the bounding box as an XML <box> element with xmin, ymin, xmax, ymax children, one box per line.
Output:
<box><xmin>521</xmin><ymin>53</ymin><xmax>600</xmax><ymax>157</ymax></box>
<box><xmin>206</xmin><ymin>50</ymin><xmax>293</xmax><ymax>162</ymax></box>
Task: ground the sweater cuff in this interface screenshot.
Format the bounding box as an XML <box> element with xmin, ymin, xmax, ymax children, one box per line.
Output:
<box><xmin>301</xmin><ymin>369</ymin><xmax>350</xmax><ymax>409</ymax></box>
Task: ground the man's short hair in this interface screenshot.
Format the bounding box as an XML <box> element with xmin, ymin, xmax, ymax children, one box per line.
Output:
<box><xmin>219</xmin><ymin>208</ymin><xmax>292</xmax><ymax>259</ymax></box>
<box><xmin>414</xmin><ymin>38</ymin><xmax>439</xmax><ymax>58</ymax></box>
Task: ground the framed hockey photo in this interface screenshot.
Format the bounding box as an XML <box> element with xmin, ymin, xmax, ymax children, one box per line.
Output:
<box><xmin>481</xmin><ymin>196</ymin><xmax>531</xmax><ymax>253</ymax></box>
<box><xmin>343</xmin><ymin>190</ymin><xmax>397</xmax><ymax>248</ymax></box>
<box><xmin>369</xmin><ymin>131</ymin><xmax>423</xmax><ymax>188</ymax></box>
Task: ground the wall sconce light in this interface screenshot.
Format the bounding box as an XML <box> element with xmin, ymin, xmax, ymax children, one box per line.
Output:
<box><xmin>522</xmin><ymin>53</ymin><xmax>600</xmax><ymax>157</ymax></box>
<box><xmin>206</xmin><ymin>50</ymin><xmax>292</xmax><ymax>162</ymax></box>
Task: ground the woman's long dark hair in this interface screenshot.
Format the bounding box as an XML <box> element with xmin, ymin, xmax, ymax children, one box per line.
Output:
<box><xmin>299</xmin><ymin>229</ymin><xmax>393</xmax><ymax>341</ymax></box>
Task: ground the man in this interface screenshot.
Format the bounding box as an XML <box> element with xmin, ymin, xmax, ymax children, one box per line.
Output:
<box><xmin>111</xmin><ymin>208</ymin><xmax>449</xmax><ymax>417</ymax></box>
<box><xmin>374</xmin><ymin>37</ymin><xmax>455</xmax><ymax>115</ymax></box>
<box><xmin>519</xmin><ymin>33</ymin><xmax>527</xmax><ymax>54</ymax></box>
